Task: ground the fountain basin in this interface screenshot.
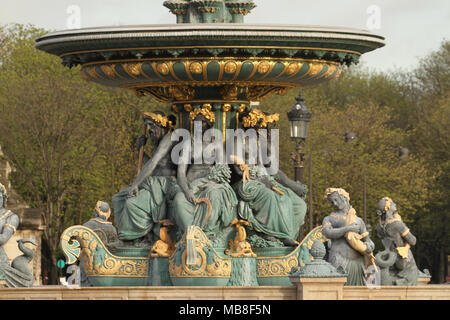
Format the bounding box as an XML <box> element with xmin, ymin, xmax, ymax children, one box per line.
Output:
<box><xmin>35</xmin><ymin>24</ymin><xmax>384</xmax><ymax>102</ymax></box>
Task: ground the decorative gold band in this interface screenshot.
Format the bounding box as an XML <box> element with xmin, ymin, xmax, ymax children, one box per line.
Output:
<box><xmin>401</xmin><ymin>228</ymin><xmax>410</xmax><ymax>237</ymax></box>
<box><xmin>4</xmin><ymin>223</ymin><xmax>16</xmax><ymax>233</ymax></box>
<box><xmin>0</xmin><ymin>210</ymin><xmax>11</xmax><ymax>220</ymax></box>
<box><xmin>142</xmin><ymin>112</ymin><xmax>174</xmax><ymax>128</ymax></box>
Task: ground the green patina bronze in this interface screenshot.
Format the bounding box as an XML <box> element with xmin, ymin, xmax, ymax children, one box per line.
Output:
<box><xmin>289</xmin><ymin>241</ymin><xmax>348</xmax><ymax>279</ymax></box>
<box><xmin>163</xmin><ymin>0</ymin><xmax>257</xmax><ymax>24</ymax></box>
<box><xmin>60</xmin><ymin>224</ymin><xmax>329</xmax><ymax>286</ymax></box>
<box><xmin>39</xmin><ymin>1</ymin><xmax>385</xmax><ymax>286</ymax></box>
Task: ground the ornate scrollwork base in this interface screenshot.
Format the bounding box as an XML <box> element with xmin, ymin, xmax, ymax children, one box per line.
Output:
<box><xmin>60</xmin><ymin>225</ymin><xmax>149</xmax><ymax>278</ymax></box>
<box><xmin>169</xmin><ymin>226</ymin><xmax>232</xmax><ymax>278</ymax></box>
<box><xmin>59</xmin><ymin>224</ymin><xmax>327</xmax><ymax>285</ymax></box>
<box><xmin>256</xmin><ymin>226</ymin><xmax>327</xmax><ymax>278</ymax></box>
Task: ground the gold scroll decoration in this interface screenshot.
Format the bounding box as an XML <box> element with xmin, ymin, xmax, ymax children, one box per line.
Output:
<box><xmin>168</xmin><ymin>226</ymin><xmax>232</xmax><ymax>278</ymax></box>
<box><xmin>256</xmin><ymin>226</ymin><xmax>327</xmax><ymax>277</ymax></box>
<box><xmin>60</xmin><ymin>225</ymin><xmax>148</xmax><ymax>277</ymax></box>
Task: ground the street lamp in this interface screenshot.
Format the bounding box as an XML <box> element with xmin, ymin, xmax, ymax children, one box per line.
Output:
<box><xmin>288</xmin><ymin>92</ymin><xmax>312</xmax><ymax>242</ymax></box>
<box><xmin>287</xmin><ymin>92</ymin><xmax>312</xmax><ymax>183</ymax></box>
<box><xmin>287</xmin><ymin>93</ymin><xmax>312</xmax><ymax>141</ymax></box>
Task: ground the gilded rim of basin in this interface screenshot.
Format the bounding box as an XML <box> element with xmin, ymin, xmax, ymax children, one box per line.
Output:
<box><xmin>36</xmin><ymin>24</ymin><xmax>384</xmax><ymax>101</ymax></box>
<box><xmin>35</xmin><ymin>24</ymin><xmax>385</xmax><ymax>67</ymax></box>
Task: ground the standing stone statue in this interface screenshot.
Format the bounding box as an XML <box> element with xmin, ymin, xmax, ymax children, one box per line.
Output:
<box><xmin>375</xmin><ymin>197</ymin><xmax>419</xmax><ymax>285</ymax></box>
<box><xmin>0</xmin><ymin>183</ymin><xmax>37</xmax><ymax>287</ymax></box>
<box><xmin>322</xmin><ymin>188</ymin><xmax>375</xmax><ymax>286</ymax></box>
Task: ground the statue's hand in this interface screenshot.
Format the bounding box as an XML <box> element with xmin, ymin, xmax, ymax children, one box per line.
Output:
<box><xmin>184</xmin><ymin>190</ymin><xmax>196</xmax><ymax>204</ymax></box>
<box><xmin>294</xmin><ymin>181</ymin><xmax>308</xmax><ymax>196</ymax></box>
<box><xmin>127</xmin><ymin>186</ymin><xmax>139</xmax><ymax>198</ymax></box>
<box><xmin>346</xmin><ymin>223</ymin><xmax>360</xmax><ymax>233</ymax></box>
<box><xmin>199</xmin><ymin>181</ymin><xmax>215</xmax><ymax>190</ymax></box>
<box><xmin>365</xmin><ymin>241</ymin><xmax>375</xmax><ymax>254</ymax></box>
<box><xmin>137</xmin><ymin>135</ymin><xmax>147</xmax><ymax>152</ymax></box>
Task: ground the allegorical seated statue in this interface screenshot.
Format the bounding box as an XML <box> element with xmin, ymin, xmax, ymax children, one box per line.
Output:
<box><xmin>0</xmin><ymin>183</ymin><xmax>37</xmax><ymax>288</ymax></box>
<box><xmin>232</xmin><ymin>109</ymin><xmax>307</xmax><ymax>247</ymax></box>
<box><xmin>322</xmin><ymin>188</ymin><xmax>376</xmax><ymax>286</ymax></box>
<box><xmin>375</xmin><ymin>197</ymin><xmax>419</xmax><ymax>285</ymax></box>
<box><xmin>170</xmin><ymin>105</ymin><xmax>238</xmax><ymax>244</ymax></box>
<box><xmin>112</xmin><ymin>111</ymin><xmax>178</xmax><ymax>247</ymax></box>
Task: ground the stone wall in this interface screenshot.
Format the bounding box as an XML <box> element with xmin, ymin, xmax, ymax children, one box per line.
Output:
<box><xmin>342</xmin><ymin>285</ymin><xmax>450</xmax><ymax>300</ymax></box>
<box><xmin>0</xmin><ymin>285</ymin><xmax>449</xmax><ymax>300</ymax></box>
<box><xmin>0</xmin><ymin>286</ymin><xmax>297</xmax><ymax>300</ymax></box>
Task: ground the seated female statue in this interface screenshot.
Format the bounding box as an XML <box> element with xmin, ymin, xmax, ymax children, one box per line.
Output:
<box><xmin>232</xmin><ymin>110</ymin><xmax>307</xmax><ymax>246</ymax></box>
<box><xmin>112</xmin><ymin>111</ymin><xmax>177</xmax><ymax>246</ymax></box>
<box><xmin>170</xmin><ymin>104</ymin><xmax>238</xmax><ymax>243</ymax></box>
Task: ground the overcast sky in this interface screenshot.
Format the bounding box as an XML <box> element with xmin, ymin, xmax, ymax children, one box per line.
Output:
<box><xmin>1</xmin><ymin>0</ymin><xmax>449</xmax><ymax>72</ymax></box>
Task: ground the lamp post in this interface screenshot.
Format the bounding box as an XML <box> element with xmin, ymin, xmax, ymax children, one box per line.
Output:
<box><xmin>287</xmin><ymin>92</ymin><xmax>312</xmax><ymax>183</ymax></box>
<box><xmin>287</xmin><ymin>92</ymin><xmax>312</xmax><ymax>240</ymax></box>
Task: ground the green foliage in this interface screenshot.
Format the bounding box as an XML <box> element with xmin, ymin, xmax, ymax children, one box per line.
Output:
<box><xmin>261</xmin><ymin>87</ymin><xmax>429</xmax><ymax>231</ymax></box>
<box><xmin>403</xmin><ymin>41</ymin><xmax>450</xmax><ymax>281</ymax></box>
<box><xmin>0</xmin><ymin>24</ymin><xmax>169</xmax><ymax>282</ymax></box>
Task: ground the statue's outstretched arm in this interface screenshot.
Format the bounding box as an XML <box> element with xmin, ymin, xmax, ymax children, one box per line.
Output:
<box><xmin>403</xmin><ymin>232</ymin><xmax>416</xmax><ymax>246</ymax></box>
<box><xmin>129</xmin><ymin>133</ymin><xmax>173</xmax><ymax>193</ymax></box>
<box><xmin>175</xmin><ymin>138</ymin><xmax>195</xmax><ymax>204</ymax></box>
<box><xmin>273</xmin><ymin>169</ymin><xmax>307</xmax><ymax>197</ymax></box>
<box><xmin>136</xmin><ymin>134</ymin><xmax>151</xmax><ymax>164</ymax></box>
<box><xmin>177</xmin><ymin>162</ymin><xmax>195</xmax><ymax>204</ymax></box>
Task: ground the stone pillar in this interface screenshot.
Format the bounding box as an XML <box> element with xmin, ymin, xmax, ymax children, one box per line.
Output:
<box><xmin>290</xmin><ymin>277</ymin><xmax>347</xmax><ymax>300</ymax></box>
<box><xmin>289</xmin><ymin>241</ymin><xmax>348</xmax><ymax>300</ymax></box>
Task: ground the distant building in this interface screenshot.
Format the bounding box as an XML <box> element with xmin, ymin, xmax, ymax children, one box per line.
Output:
<box><xmin>0</xmin><ymin>145</ymin><xmax>45</xmax><ymax>286</ymax></box>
